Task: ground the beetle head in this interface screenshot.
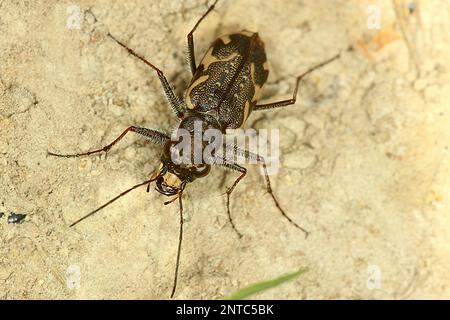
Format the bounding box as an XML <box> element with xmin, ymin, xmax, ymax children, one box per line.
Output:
<box><xmin>150</xmin><ymin>141</ymin><xmax>211</xmax><ymax>197</ymax></box>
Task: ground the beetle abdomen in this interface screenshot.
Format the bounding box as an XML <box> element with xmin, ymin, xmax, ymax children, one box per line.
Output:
<box><xmin>185</xmin><ymin>30</ymin><xmax>269</xmax><ymax>129</ymax></box>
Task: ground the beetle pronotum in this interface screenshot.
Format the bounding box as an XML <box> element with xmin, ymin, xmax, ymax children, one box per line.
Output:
<box><xmin>49</xmin><ymin>0</ymin><xmax>340</xmax><ymax>297</ymax></box>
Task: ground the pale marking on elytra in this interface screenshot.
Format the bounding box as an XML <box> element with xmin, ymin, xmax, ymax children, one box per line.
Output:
<box><xmin>250</xmin><ymin>63</ymin><xmax>262</xmax><ymax>102</ymax></box>
<box><xmin>186</xmin><ymin>74</ymin><xmax>209</xmax><ymax>109</ymax></box>
<box><xmin>222</xmin><ymin>34</ymin><xmax>232</xmax><ymax>44</ymax></box>
<box><xmin>241</xmin><ymin>100</ymin><xmax>251</xmax><ymax>127</ymax></box>
<box><xmin>201</xmin><ymin>46</ymin><xmax>240</xmax><ymax>70</ymax></box>
<box><xmin>238</xmin><ymin>30</ymin><xmax>255</xmax><ymax>37</ymax></box>
<box><xmin>150</xmin><ymin>162</ymin><xmax>164</xmax><ymax>180</ymax></box>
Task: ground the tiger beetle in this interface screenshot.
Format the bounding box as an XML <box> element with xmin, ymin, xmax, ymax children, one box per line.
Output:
<box><xmin>48</xmin><ymin>0</ymin><xmax>340</xmax><ymax>298</ymax></box>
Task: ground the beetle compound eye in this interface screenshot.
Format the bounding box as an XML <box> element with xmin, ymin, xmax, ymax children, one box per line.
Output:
<box><xmin>163</xmin><ymin>141</ymin><xmax>176</xmax><ymax>157</ymax></box>
<box><xmin>193</xmin><ymin>164</ymin><xmax>211</xmax><ymax>177</ymax></box>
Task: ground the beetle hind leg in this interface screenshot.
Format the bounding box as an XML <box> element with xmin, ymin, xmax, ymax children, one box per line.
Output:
<box><xmin>187</xmin><ymin>0</ymin><xmax>220</xmax><ymax>75</ymax></box>
<box><xmin>107</xmin><ymin>33</ymin><xmax>185</xmax><ymax>118</ymax></box>
<box><xmin>254</xmin><ymin>53</ymin><xmax>340</xmax><ymax>111</ymax></box>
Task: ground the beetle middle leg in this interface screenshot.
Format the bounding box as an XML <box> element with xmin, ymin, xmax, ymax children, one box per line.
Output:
<box><xmin>48</xmin><ymin>126</ymin><xmax>169</xmax><ymax>158</ymax></box>
<box><xmin>215</xmin><ymin>162</ymin><xmax>246</xmax><ymax>238</ymax></box>
<box><xmin>215</xmin><ymin>147</ymin><xmax>309</xmax><ymax>239</ymax></box>
<box><xmin>253</xmin><ymin>53</ymin><xmax>340</xmax><ymax>111</ymax></box>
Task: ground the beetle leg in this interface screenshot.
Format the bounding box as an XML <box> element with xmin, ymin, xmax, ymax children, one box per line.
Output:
<box><xmin>107</xmin><ymin>33</ymin><xmax>185</xmax><ymax>118</ymax></box>
<box><xmin>219</xmin><ymin>145</ymin><xmax>310</xmax><ymax>238</ymax></box>
<box><xmin>187</xmin><ymin>0</ymin><xmax>219</xmax><ymax>75</ymax></box>
<box><xmin>257</xmin><ymin>155</ymin><xmax>310</xmax><ymax>239</ymax></box>
<box><xmin>254</xmin><ymin>53</ymin><xmax>340</xmax><ymax>111</ymax></box>
<box><xmin>215</xmin><ymin>161</ymin><xmax>246</xmax><ymax>238</ymax></box>
<box><xmin>48</xmin><ymin>126</ymin><xmax>169</xmax><ymax>158</ymax></box>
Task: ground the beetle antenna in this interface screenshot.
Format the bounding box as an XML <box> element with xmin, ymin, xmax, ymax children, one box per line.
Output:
<box><xmin>69</xmin><ymin>178</ymin><xmax>156</xmax><ymax>227</ymax></box>
<box><xmin>170</xmin><ymin>192</ymin><xmax>184</xmax><ymax>298</ymax></box>
<box><xmin>164</xmin><ymin>194</ymin><xmax>180</xmax><ymax>206</ymax></box>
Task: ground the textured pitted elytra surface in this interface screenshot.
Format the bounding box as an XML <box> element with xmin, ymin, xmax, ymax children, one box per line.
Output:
<box><xmin>186</xmin><ymin>31</ymin><xmax>269</xmax><ymax>129</ymax></box>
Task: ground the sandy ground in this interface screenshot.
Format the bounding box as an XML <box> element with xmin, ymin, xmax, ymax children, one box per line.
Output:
<box><xmin>1</xmin><ymin>0</ymin><xmax>449</xmax><ymax>299</ymax></box>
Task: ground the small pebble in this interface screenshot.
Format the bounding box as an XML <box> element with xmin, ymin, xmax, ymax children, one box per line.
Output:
<box><xmin>414</xmin><ymin>78</ymin><xmax>428</xmax><ymax>91</ymax></box>
<box><xmin>7</xmin><ymin>213</ymin><xmax>26</xmax><ymax>224</ymax></box>
<box><xmin>124</xmin><ymin>146</ymin><xmax>136</xmax><ymax>160</ymax></box>
<box><xmin>0</xmin><ymin>212</ymin><xmax>4</xmax><ymax>218</ymax></box>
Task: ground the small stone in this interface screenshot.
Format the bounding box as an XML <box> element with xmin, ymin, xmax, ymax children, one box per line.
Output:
<box><xmin>124</xmin><ymin>146</ymin><xmax>136</xmax><ymax>161</ymax></box>
<box><xmin>282</xmin><ymin>118</ymin><xmax>306</xmax><ymax>140</ymax></box>
<box><xmin>361</xmin><ymin>71</ymin><xmax>376</xmax><ymax>89</ymax></box>
<box><xmin>78</xmin><ymin>157</ymin><xmax>91</xmax><ymax>172</ymax></box>
<box><xmin>414</xmin><ymin>78</ymin><xmax>428</xmax><ymax>91</ymax></box>
<box><xmin>303</xmin><ymin>112</ymin><xmax>324</xmax><ymax>129</ymax></box>
<box><xmin>7</xmin><ymin>212</ymin><xmax>26</xmax><ymax>224</ymax></box>
<box><xmin>284</xmin><ymin>150</ymin><xmax>317</xmax><ymax>170</ymax></box>
<box><xmin>110</xmin><ymin>105</ymin><xmax>124</xmax><ymax>117</ymax></box>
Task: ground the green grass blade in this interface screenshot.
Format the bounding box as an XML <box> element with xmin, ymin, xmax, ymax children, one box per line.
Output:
<box><xmin>224</xmin><ymin>268</ymin><xmax>308</xmax><ymax>300</ymax></box>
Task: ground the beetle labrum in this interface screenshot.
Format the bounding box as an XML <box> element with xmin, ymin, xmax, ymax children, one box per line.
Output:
<box><xmin>48</xmin><ymin>0</ymin><xmax>340</xmax><ymax>298</ymax></box>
